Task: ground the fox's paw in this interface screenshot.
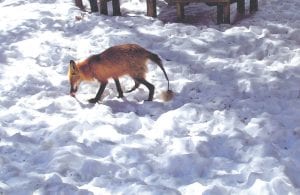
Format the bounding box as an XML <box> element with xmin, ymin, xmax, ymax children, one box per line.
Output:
<box><xmin>88</xmin><ymin>98</ymin><xmax>99</xmax><ymax>104</ymax></box>
<box><xmin>117</xmin><ymin>94</ymin><xmax>124</xmax><ymax>98</ymax></box>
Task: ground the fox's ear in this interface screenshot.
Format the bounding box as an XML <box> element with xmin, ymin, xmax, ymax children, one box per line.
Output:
<box><xmin>69</xmin><ymin>60</ymin><xmax>78</xmax><ymax>72</ymax></box>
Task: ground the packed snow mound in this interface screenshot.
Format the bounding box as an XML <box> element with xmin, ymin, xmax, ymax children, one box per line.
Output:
<box><xmin>0</xmin><ymin>0</ymin><xmax>300</xmax><ymax>194</ymax></box>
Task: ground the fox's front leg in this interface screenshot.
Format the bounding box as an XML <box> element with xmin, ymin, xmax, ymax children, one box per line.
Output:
<box><xmin>88</xmin><ymin>81</ymin><xmax>108</xmax><ymax>103</ymax></box>
<box><xmin>113</xmin><ymin>78</ymin><xmax>124</xmax><ymax>98</ymax></box>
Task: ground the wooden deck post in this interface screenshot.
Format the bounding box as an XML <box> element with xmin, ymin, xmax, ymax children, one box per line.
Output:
<box><xmin>217</xmin><ymin>4</ymin><xmax>224</xmax><ymax>24</ymax></box>
<box><xmin>176</xmin><ymin>3</ymin><xmax>185</xmax><ymax>20</ymax></box>
<box><xmin>89</xmin><ymin>0</ymin><xmax>98</xmax><ymax>12</ymax></box>
<box><xmin>237</xmin><ymin>0</ymin><xmax>245</xmax><ymax>15</ymax></box>
<box><xmin>223</xmin><ymin>2</ymin><xmax>230</xmax><ymax>24</ymax></box>
<box><xmin>146</xmin><ymin>0</ymin><xmax>157</xmax><ymax>17</ymax></box>
<box><xmin>75</xmin><ymin>0</ymin><xmax>84</xmax><ymax>10</ymax></box>
<box><xmin>217</xmin><ymin>2</ymin><xmax>230</xmax><ymax>24</ymax></box>
<box><xmin>250</xmin><ymin>0</ymin><xmax>258</xmax><ymax>13</ymax></box>
<box><xmin>112</xmin><ymin>0</ymin><xmax>121</xmax><ymax>16</ymax></box>
<box><xmin>99</xmin><ymin>0</ymin><xmax>108</xmax><ymax>15</ymax></box>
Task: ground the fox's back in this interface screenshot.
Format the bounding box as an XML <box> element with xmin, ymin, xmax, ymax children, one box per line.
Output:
<box><xmin>100</xmin><ymin>44</ymin><xmax>150</xmax><ymax>65</ymax></box>
<box><xmin>89</xmin><ymin>44</ymin><xmax>151</xmax><ymax>80</ymax></box>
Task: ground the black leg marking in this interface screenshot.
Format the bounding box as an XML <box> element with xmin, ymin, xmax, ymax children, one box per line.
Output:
<box><xmin>126</xmin><ymin>80</ymin><xmax>140</xmax><ymax>93</ymax></box>
<box><xmin>114</xmin><ymin>78</ymin><xmax>124</xmax><ymax>98</ymax></box>
<box><xmin>88</xmin><ymin>81</ymin><xmax>108</xmax><ymax>103</ymax></box>
<box><xmin>135</xmin><ymin>78</ymin><xmax>155</xmax><ymax>101</ymax></box>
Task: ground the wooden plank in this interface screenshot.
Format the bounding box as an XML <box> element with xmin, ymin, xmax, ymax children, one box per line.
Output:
<box><xmin>99</xmin><ymin>0</ymin><xmax>108</xmax><ymax>15</ymax></box>
<box><xmin>146</xmin><ymin>0</ymin><xmax>157</xmax><ymax>17</ymax></box>
<box><xmin>174</xmin><ymin>0</ymin><xmax>230</xmax><ymax>3</ymax></box>
<box><xmin>89</xmin><ymin>0</ymin><xmax>98</xmax><ymax>12</ymax></box>
<box><xmin>112</xmin><ymin>0</ymin><xmax>121</xmax><ymax>16</ymax></box>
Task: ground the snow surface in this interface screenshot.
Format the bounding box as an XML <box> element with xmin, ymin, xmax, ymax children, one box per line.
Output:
<box><xmin>0</xmin><ymin>0</ymin><xmax>300</xmax><ymax>194</ymax></box>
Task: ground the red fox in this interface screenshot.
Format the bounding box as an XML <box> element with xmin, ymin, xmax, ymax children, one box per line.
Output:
<box><xmin>68</xmin><ymin>44</ymin><xmax>173</xmax><ymax>103</ymax></box>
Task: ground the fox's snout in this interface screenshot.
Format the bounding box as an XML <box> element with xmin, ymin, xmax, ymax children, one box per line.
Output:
<box><xmin>69</xmin><ymin>86</ymin><xmax>78</xmax><ymax>97</ymax></box>
<box><xmin>70</xmin><ymin>92</ymin><xmax>76</xmax><ymax>97</ymax></box>
<box><xmin>68</xmin><ymin>60</ymin><xmax>81</xmax><ymax>98</ymax></box>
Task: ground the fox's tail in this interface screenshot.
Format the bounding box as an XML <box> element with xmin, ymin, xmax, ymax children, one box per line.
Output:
<box><xmin>149</xmin><ymin>53</ymin><xmax>170</xmax><ymax>91</ymax></box>
<box><xmin>149</xmin><ymin>53</ymin><xmax>174</xmax><ymax>101</ymax></box>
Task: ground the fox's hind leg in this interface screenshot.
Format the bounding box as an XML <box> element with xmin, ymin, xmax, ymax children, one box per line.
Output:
<box><xmin>126</xmin><ymin>80</ymin><xmax>140</xmax><ymax>93</ymax></box>
<box><xmin>89</xmin><ymin>81</ymin><xmax>108</xmax><ymax>103</ymax></box>
<box><xmin>113</xmin><ymin>78</ymin><xmax>124</xmax><ymax>98</ymax></box>
<box><xmin>135</xmin><ymin>78</ymin><xmax>154</xmax><ymax>101</ymax></box>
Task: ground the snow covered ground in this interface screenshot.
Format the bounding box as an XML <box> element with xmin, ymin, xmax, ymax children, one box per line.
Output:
<box><xmin>0</xmin><ymin>0</ymin><xmax>300</xmax><ymax>194</ymax></box>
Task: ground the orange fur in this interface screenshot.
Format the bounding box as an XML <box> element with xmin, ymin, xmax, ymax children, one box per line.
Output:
<box><xmin>77</xmin><ymin>44</ymin><xmax>148</xmax><ymax>81</ymax></box>
<box><xmin>68</xmin><ymin>44</ymin><xmax>172</xmax><ymax>102</ymax></box>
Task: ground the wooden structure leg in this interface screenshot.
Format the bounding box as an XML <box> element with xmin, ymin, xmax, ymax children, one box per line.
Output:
<box><xmin>250</xmin><ymin>0</ymin><xmax>258</xmax><ymax>13</ymax></box>
<box><xmin>217</xmin><ymin>4</ymin><xmax>224</xmax><ymax>24</ymax></box>
<box><xmin>237</xmin><ymin>0</ymin><xmax>245</xmax><ymax>15</ymax></box>
<box><xmin>223</xmin><ymin>2</ymin><xmax>230</xmax><ymax>24</ymax></box>
<box><xmin>112</xmin><ymin>0</ymin><xmax>121</xmax><ymax>16</ymax></box>
<box><xmin>216</xmin><ymin>3</ymin><xmax>230</xmax><ymax>24</ymax></box>
<box><xmin>99</xmin><ymin>0</ymin><xmax>108</xmax><ymax>15</ymax></box>
<box><xmin>75</xmin><ymin>0</ymin><xmax>84</xmax><ymax>10</ymax></box>
<box><xmin>176</xmin><ymin>3</ymin><xmax>185</xmax><ymax>20</ymax></box>
<box><xmin>89</xmin><ymin>0</ymin><xmax>98</xmax><ymax>12</ymax></box>
<box><xmin>147</xmin><ymin>0</ymin><xmax>157</xmax><ymax>17</ymax></box>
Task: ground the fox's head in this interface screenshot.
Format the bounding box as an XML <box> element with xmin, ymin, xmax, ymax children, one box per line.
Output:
<box><xmin>68</xmin><ymin>60</ymin><xmax>81</xmax><ymax>97</ymax></box>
